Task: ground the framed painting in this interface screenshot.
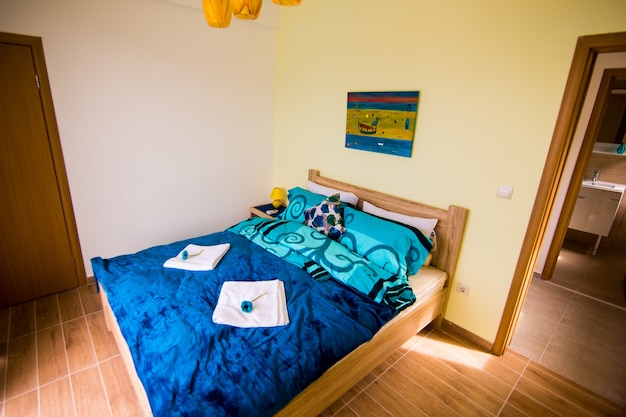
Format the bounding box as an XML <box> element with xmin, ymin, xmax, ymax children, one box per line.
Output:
<box><xmin>345</xmin><ymin>91</ymin><xmax>420</xmax><ymax>157</ymax></box>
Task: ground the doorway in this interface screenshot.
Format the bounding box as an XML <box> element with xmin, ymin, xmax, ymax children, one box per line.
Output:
<box><xmin>492</xmin><ymin>32</ymin><xmax>626</xmax><ymax>355</ymax></box>
<box><xmin>545</xmin><ymin>68</ymin><xmax>626</xmax><ymax>306</ymax></box>
<box><xmin>0</xmin><ymin>32</ymin><xmax>86</xmax><ymax>308</ymax></box>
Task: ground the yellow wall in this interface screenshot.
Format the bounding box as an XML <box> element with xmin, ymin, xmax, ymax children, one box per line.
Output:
<box><xmin>273</xmin><ymin>0</ymin><xmax>626</xmax><ymax>342</ymax></box>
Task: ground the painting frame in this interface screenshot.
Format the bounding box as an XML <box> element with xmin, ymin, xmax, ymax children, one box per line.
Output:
<box><xmin>345</xmin><ymin>91</ymin><xmax>420</xmax><ymax>158</ymax></box>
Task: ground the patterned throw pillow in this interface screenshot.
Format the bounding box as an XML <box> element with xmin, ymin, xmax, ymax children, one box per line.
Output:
<box><xmin>304</xmin><ymin>194</ymin><xmax>346</xmax><ymax>240</ymax></box>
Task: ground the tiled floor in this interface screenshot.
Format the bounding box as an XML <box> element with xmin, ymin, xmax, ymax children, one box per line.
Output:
<box><xmin>551</xmin><ymin>239</ymin><xmax>626</xmax><ymax>308</ymax></box>
<box><xmin>0</xmin><ymin>285</ymin><xmax>144</xmax><ymax>417</ymax></box>
<box><xmin>510</xmin><ymin>239</ymin><xmax>626</xmax><ymax>407</ymax></box>
<box><xmin>323</xmin><ymin>328</ymin><xmax>622</xmax><ymax>417</ymax></box>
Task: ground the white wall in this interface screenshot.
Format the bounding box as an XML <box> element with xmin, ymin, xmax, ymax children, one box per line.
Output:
<box><xmin>273</xmin><ymin>0</ymin><xmax>626</xmax><ymax>342</ymax></box>
<box><xmin>0</xmin><ymin>0</ymin><xmax>278</xmax><ymax>275</ymax></box>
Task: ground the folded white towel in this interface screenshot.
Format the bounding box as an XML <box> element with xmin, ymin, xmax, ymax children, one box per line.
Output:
<box><xmin>163</xmin><ymin>243</ymin><xmax>230</xmax><ymax>271</ymax></box>
<box><xmin>212</xmin><ymin>280</ymin><xmax>289</xmax><ymax>328</ymax></box>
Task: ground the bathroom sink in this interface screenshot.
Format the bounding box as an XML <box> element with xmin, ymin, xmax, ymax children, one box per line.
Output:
<box><xmin>582</xmin><ymin>180</ymin><xmax>620</xmax><ymax>190</ymax></box>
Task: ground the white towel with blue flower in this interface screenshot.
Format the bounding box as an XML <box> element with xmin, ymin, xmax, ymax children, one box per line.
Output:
<box><xmin>212</xmin><ymin>280</ymin><xmax>289</xmax><ymax>328</ymax></box>
<box><xmin>163</xmin><ymin>243</ymin><xmax>230</xmax><ymax>271</ymax></box>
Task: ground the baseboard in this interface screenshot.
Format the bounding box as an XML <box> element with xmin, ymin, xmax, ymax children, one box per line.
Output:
<box><xmin>439</xmin><ymin>319</ymin><xmax>493</xmax><ymax>353</ymax></box>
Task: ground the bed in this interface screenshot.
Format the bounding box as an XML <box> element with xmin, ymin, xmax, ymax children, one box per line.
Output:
<box><xmin>93</xmin><ymin>169</ymin><xmax>468</xmax><ymax>417</ymax></box>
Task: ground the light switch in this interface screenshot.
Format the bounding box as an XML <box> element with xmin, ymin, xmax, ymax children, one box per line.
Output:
<box><xmin>497</xmin><ymin>186</ymin><xmax>513</xmax><ymax>199</ymax></box>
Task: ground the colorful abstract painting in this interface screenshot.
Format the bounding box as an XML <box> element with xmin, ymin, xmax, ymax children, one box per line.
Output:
<box><xmin>345</xmin><ymin>91</ymin><xmax>419</xmax><ymax>157</ymax></box>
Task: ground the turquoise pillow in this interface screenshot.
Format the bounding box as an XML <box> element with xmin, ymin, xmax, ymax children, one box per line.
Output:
<box><xmin>338</xmin><ymin>207</ymin><xmax>431</xmax><ymax>278</ymax></box>
<box><xmin>279</xmin><ymin>187</ymin><xmax>330</xmax><ymax>222</ymax></box>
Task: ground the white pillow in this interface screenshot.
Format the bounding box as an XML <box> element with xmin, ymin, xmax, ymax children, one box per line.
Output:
<box><xmin>362</xmin><ymin>201</ymin><xmax>438</xmax><ymax>238</ymax></box>
<box><xmin>307</xmin><ymin>181</ymin><xmax>359</xmax><ymax>206</ymax></box>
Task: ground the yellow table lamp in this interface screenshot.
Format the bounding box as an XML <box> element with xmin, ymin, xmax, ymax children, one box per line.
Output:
<box><xmin>270</xmin><ymin>187</ymin><xmax>286</xmax><ymax>209</ymax></box>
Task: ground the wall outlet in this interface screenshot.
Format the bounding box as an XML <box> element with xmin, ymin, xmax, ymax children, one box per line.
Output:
<box><xmin>457</xmin><ymin>282</ymin><xmax>470</xmax><ymax>296</ymax></box>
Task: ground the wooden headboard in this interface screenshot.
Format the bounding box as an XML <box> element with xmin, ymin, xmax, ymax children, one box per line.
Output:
<box><xmin>308</xmin><ymin>169</ymin><xmax>468</xmax><ymax>282</ymax></box>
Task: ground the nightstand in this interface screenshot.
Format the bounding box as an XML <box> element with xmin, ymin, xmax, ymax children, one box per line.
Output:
<box><xmin>249</xmin><ymin>203</ymin><xmax>286</xmax><ymax>220</ymax></box>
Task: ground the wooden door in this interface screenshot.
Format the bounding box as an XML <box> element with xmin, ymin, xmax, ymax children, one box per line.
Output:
<box><xmin>0</xmin><ymin>35</ymin><xmax>80</xmax><ymax>307</ymax></box>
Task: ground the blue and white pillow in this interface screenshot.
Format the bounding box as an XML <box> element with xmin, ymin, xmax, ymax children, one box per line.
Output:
<box><xmin>303</xmin><ymin>194</ymin><xmax>345</xmax><ymax>240</ymax></box>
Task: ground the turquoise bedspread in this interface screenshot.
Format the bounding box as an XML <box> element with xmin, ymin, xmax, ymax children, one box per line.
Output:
<box><xmin>91</xmin><ymin>219</ymin><xmax>399</xmax><ymax>417</ymax></box>
<box><xmin>228</xmin><ymin>217</ymin><xmax>416</xmax><ymax>310</ymax></box>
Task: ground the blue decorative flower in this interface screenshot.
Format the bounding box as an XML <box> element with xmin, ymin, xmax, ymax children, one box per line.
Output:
<box><xmin>181</xmin><ymin>250</ymin><xmax>189</xmax><ymax>260</ymax></box>
<box><xmin>240</xmin><ymin>300</ymin><xmax>253</xmax><ymax>313</ymax></box>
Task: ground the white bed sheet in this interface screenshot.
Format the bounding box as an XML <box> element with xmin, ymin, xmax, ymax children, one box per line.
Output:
<box><xmin>409</xmin><ymin>265</ymin><xmax>448</xmax><ymax>305</ymax></box>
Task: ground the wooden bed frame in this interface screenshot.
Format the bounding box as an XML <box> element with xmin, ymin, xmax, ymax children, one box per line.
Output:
<box><xmin>101</xmin><ymin>169</ymin><xmax>468</xmax><ymax>417</ymax></box>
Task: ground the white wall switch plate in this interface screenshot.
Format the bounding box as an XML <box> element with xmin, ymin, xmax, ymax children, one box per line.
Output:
<box><xmin>497</xmin><ymin>186</ymin><xmax>513</xmax><ymax>199</ymax></box>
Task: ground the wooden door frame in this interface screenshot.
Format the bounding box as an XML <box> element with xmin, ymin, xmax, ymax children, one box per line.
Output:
<box><xmin>542</xmin><ymin>67</ymin><xmax>626</xmax><ymax>281</ymax></box>
<box><xmin>1</xmin><ymin>32</ymin><xmax>86</xmax><ymax>287</ymax></box>
<box><xmin>492</xmin><ymin>31</ymin><xmax>626</xmax><ymax>355</ymax></box>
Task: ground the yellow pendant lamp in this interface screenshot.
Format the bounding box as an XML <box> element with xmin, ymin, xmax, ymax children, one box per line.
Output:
<box><xmin>272</xmin><ymin>0</ymin><xmax>301</xmax><ymax>5</ymax></box>
<box><xmin>202</xmin><ymin>0</ymin><xmax>233</xmax><ymax>28</ymax></box>
<box><xmin>232</xmin><ymin>0</ymin><xmax>263</xmax><ymax>20</ymax></box>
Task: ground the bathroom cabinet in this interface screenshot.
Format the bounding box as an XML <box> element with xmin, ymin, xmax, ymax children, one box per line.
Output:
<box><xmin>568</xmin><ymin>182</ymin><xmax>625</xmax><ymax>255</ymax></box>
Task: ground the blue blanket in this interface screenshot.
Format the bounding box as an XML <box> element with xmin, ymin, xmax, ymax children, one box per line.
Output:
<box><xmin>91</xmin><ymin>223</ymin><xmax>396</xmax><ymax>417</ymax></box>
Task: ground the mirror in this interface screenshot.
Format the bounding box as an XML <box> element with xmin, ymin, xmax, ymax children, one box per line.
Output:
<box><xmin>596</xmin><ymin>77</ymin><xmax>626</xmax><ymax>144</ymax></box>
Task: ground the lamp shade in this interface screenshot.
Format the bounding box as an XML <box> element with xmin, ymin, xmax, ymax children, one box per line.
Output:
<box><xmin>202</xmin><ymin>0</ymin><xmax>233</xmax><ymax>28</ymax></box>
<box><xmin>232</xmin><ymin>0</ymin><xmax>263</xmax><ymax>20</ymax></box>
<box><xmin>272</xmin><ymin>0</ymin><xmax>301</xmax><ymax>5</ymax></box>
<box><xmin>270</xmin><ymin>187</ymin><xmax>286</xmax><ymax>208</ymax></box>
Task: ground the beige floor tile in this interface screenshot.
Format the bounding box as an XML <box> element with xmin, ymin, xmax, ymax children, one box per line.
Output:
<box><xmin>508</xmin><ymin>317</ymin><xmax>552</xmax><ymax>361</ymax></box>
<box><xmin>540</xmin><ymin>339</ymin><xmax>625</xmax><ymax>407</ymax></box>
<box><xmin>427</xmin><ymin>330</ymin><xmax>520</xmax><ymax>388</ymax></box>
<box><xmin>35</xmin><ymin>294</ymin><xmax>60</xmax><ymax>331</ymax></box>
<box><xmin>5</xmin><ymin>333</ymin><xmax>37</xmax><ymax>400</ymax></box>
<box><xmin>379</xmin><ymin>366</ymin><xmax>469</xmax><ymax>417</ymax></box>
<box><xmin>37</xmin><ymin>325</ymin><xmax>68</xmax><ymax>385</ymax></box>
<box><xmin>397</xmin><ymin>353</ymin><xmax>498</xmax><ymax>417</ymax></box>
<box><xmin>413</xmin><ymin>334</ymin><xmax>513</xmax><ymax>405</ymax></box>
<box><xmin>514</xmin><ymin>377</ymin><xmax>596</xmax><ymax>417</ymax></box>
<box><xmin>87</xmin><ymin>312</ymin><xmax>119</xmax><ymax>362</ymax></box>
<box><xmin>333</xmin><ymin>405</ymin><xmax>360</xmax><ymax>417</ymax></box>
<box><xmin>99</xmin><ymin>356</ymin><xmax>145</xmax><ymax>417</ymax></box>
<box><xmin>345</xmin><ymin>391</ymin><xmax>393</xmax><ymax>417</ymax></box>
<box><xmin>506</xmin><ymin>389</ymin><xmax>561</xmax><ymax>417</ymax></box>
<box><xmin>362</xmin><ymin>378</ymin><xmax>426</xmax><ymax>417</ymax></box>
<box><xmin>58</xmin><ymin>289</ymin><xmax>84</xmax><ymax>322</ymax></box>
<box><xmin>564</xmin><ymin>294</ymin><xmax>626</xmax><ymax>331</ymax></box>
<box><xmin>63</xmin><ymin>318</ymin><xmax>96</xmax><ymax>373</ymax></box>
<box><xmin>498</xmin><ymin>403</ymin><xmax>530</xmax><ymax>417</ymax></box>
<box><xmin>523</xmin><ymin>362</ymin><xmax>622</xmax><ymax>416</ymax></box>
<box><xmin>552</xmin><ymin>239</ymin><xmax>626</xmax><ymax>307</ymax></box>
<box><xmin>40</xmin><ymin>377</ymin><xmax>76</xmax><ymax>417</ymax></box>
<box><xmin>557</xmin><ymin>313</ymin><xmax>625</xmax><ymax>361</ymax></box>
<box><xmin>9</xmin><ymin>301</ymin><xmax>35</xmax><ymax>339</ymax></box>
<box><xmin>71</xmin><ymin>366</ymin><xmax>112</xmax><ymax>417</ymax></box>
<box><xmin>78</xmin><ymin>285</ymin><xmax>102</xmax><ymax>315</ymax></box>
<box><xmin>4</xmin><ymin>389</ymin><xmax>38</xmax><ymax>417</ymax></box>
